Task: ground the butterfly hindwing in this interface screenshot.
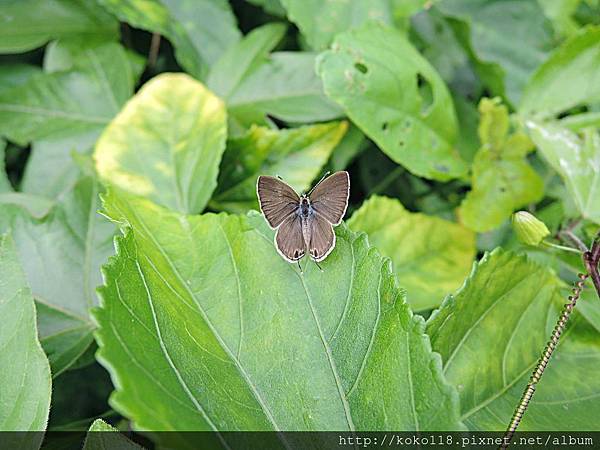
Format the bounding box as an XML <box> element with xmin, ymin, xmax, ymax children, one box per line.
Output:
<box><xmin>275</xmin><ymin>214</ymin><xmax>306</xmax><ymax>262</ymax></box>
<box><xmin>307</xmin><ymin>212</ymin><xmax>335</xmax><ymax>262</ymax></box>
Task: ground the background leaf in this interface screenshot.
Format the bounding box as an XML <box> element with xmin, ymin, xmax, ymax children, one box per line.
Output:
<box><xmin>428</xmin><ymin>249</ymin><xmax>600</xmax><ymax>430</ymax></box>
<box><xmin>211</xmin><ymin>121</ymin><xmax>347</xmax><ymax>213</ymax></box>
<box><xmin>94</xmin><ymin>190</ymin><xmax>463</xmax><ymax>433</ymax></box>
<box><xmin>0</xmin><ymin>0</ymin><xmax>118</xmax><ymax>53</ymax></box>
<box><xmin>83</xmin><ymin>419</ymin><xmax>143</xmax><ymax>450</ymax></box>
<box><xmin>526</xmin><ymin>121</ymin><xmax>600</xmax><ymax>224</ymax></box>
<box><xmin>318</xmin><ymin>21</ymin><xmax>467</xmax><ymax>181</ymax></box>
<box><xmin>0</xmin><ymin>175</ymin><xmax>113</xmax><ymax>377</ymax></box>
<box><xmin>96</xmin><ymin>0</ymin><xmax>241</xmax><ymax>79</ymax></box>
<box><xmin>0</xmin><ymin>233</ymin><xmax>51</xmax><ymax>430</ymax></box>
<box><xmin>520</xmin><ymin>26</ymin><xmax>600</xmax><ymax>118</ymax></box>
<box><xmin>279</xmin><ymin>0</ymin><xmax>392</xmax><ymax>50</ymax></box>
<box><xmin>459</xmin><ymin>98</ymin><xmax>544</xmax><ymax>232</ymax></box>
<box><xmin>438</xmin><ymin>0</ymin><xmax>554</xmax><ymax>104</ymax></box>
<box><xmin>0</xmin><ymin>42</ymin><xmax>136</xmax><ymax>145</ymax></box>
<box><xmin>348</xmin><ymin>195</ymin><xmax>475</xmax><ymax>311</ymax></box>
<box><xmin>94</xmin><ymin>73</ymin><xmax>227</xmax><ymax>214</ymax></box>
<box><xmin>227</xmin><ymin>52</ymin><xmax>343</xmax><ymax>129</ymax></box>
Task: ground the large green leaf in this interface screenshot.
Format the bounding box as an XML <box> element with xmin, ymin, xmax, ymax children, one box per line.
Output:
<box><xmin>526</xmin><ymin>121</ymin><xmax>600</xmax><ymax>224</ymax></box>
<box><xmin>317</xmin><ymin>22</ymin><xmax>467</xmax><ymax>181</ymax></box>
<box><xmin>520</xmin><ymin>26</ymin><xmax>600</xmax><ymax>119</ymax></box>
<box><xmin>427</xmin><ymin>249</ymin><xmax>600</xmax><ymax>430</ymax></box>
<box><xmin>94</xmin><ymin>73</ymin><xmax>227</xmax><ymax>214</ymax></box>
<box><xmin>211</xmin><ymin>122</ymin><xmax>347</xmax><ymax>213</ymax></box>
<box><xmin>0</xmin><ymin>0</ymin><xmax>118</xmax><ymax>53</ymax></box>
<box><xmin>438</xmin><ymin>0</ymin><xmax>553</xmax><ymax>104</ymax></box>
<box><xmin>0</xmin><ymin>176</ymin><xmax>114</xmax><ymax>377</ymax></box>
<box><xmin>0</xmin><ymin>233</ymin><xmax>51</xmax><ymax>430</ymax></box>
<box><xmin>96</xmin><ymin>0</ymin><xmax>241</xmax><ymax>79</ymax></box>
<box><xmin>459</xmin><ymin>98</ymin><xmax>544</xmax><ymax>232</ymax></box>
<box><xmin>279</xmin><ymin>0</ymin><xmax>392</xmax><ymax>50</ymax></box>
<box><xmin>94</xmin><ymin>190</ymin><xmax>463</xmax><ymax>433</ymax></box>
<box><xmin>0</xmin><ymin>42</ymin><xmax>135</xmax><ymax>145</ymax></box>
<box><xmin>228</xmin><ymin>52</ymin><xmax>343</xmax><ymax>128</ymax></box>
<box><xmin>348</xmin><ymin>196</ymin><xmax>475</xmax><ymax>311</ymax></box>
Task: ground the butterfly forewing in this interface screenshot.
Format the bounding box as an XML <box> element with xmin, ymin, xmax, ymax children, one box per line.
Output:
<box><xmin>309</xmin><ymin>171</ymin><xmax>350</xmax><ymax>225</ymax></box>
<box><xmin>275</xmin><ymin>214</ymin><xmax>306</xmax><ymax>262</ymax></box>
<box><xmin>257</xmin><ymin>175</ymin><xmax>300</xmax><ymax>228</ymax></box>
<box><xmin>308</xmin><ymin>213</ymin><xmax>335</xmax><ymax>262</ymax></box>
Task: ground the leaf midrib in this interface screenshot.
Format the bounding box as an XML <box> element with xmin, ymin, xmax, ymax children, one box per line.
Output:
<box><xmin>119</xmin><ymin>203</ymin><xmax>284</xmax><ymax>433</ymax></box>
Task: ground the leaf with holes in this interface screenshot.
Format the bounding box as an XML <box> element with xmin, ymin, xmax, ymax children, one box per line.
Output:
<box><xmin>427</xmin><ymin>249</ymin><xmax>600</xmax><ymax>430</ymax></box>
<box><xmin>94</xmin><ymin>73</ymin><xmax>227</xmax><ymax>214</ymax></box>
<box><xmin>211</xmin><ymin>121</ymin><xmax>347</xmax><ymax>213</ymax></box>
<box><xmin>317</xmin><ymin>21</ymin><xmax>467</xmax><ymax>181</ymax></box>
<box><xmin>348</xmin><ymin>196</ymin><xmax>476</xmax><ymax>311</ymax></box>
<box><xmin>459</xmin><ymin>98</ymin><xmax>544</xmax><ymax>232</ymax></box>
<box><xmin>93</xmin><ymin>189</ymin><xmax>463</xmax><ymax>434</ymax></box>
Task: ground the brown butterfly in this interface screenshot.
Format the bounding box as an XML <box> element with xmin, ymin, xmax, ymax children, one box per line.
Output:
<box><xmin>256</xmin><ymin>171</ymin><xmax>350</xmax><ymax>266</ymax></box>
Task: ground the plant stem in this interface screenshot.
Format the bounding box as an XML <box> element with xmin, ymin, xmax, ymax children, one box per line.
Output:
<box><xmin>541</xmin><ymin>241</ymin><xmax>581</xmax><ymax>254</ymax></box>
<box><xmin>560</xmin><ymin>229</ymin><xmax>588</xmax><ymax>253</ymax></box>
<box><xmin>148</xmin><ymin>33</ymin><xmax>161</xmax><ymax>69</ymax></box>
<box><xmin>500</xmin><ymin>273</ymin><xmax>588</xmax><ymax>449</ymax></box>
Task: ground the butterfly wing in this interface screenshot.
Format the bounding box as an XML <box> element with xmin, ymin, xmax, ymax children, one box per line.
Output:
<box><xmin>257</xmin><ymin>175</ymin><xmax>300</xmax><ymax>229</ymax></box>
<box><xmin>275</xmin><ymin>214</ymin><xmax>306</xmax><ymax>262</ymax></box>
<box><xmin>307</xmin><ymin>213</ymin><xmax>336</xmax><ymax>262</ymax></box>
<box><xmin>309</xmin><ymin>171</ymin><xmax>350</xmax><ymax>225</ymax></box>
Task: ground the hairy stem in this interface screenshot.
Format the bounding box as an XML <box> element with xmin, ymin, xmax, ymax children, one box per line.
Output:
<box><xmin>501</xmin><ymin>273</ymin><xmax>588</xmax><ymax>448</ymax></box>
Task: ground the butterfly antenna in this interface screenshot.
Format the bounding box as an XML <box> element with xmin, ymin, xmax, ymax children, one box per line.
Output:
<box><xmin>314</xmin><ymin>260</ymin><xmax>324</xmax><ymax>272</ymax></box>
<box><xmin>276</xmin><ymin>175</ymin><xmax>283</xmax><ymax>180</ymax></box>
<box><xmin>307</xmin><ymin>171</ymin><xmax>331</xmax><ymax>196</ymax></box>
<box><xmin>297</xmin><ymin>261</ymin><xmax>303</xmax><ymax>274</ymax></box>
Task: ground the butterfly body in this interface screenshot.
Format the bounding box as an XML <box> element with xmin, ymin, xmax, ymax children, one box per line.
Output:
<box><xmin>257</xmin><ymin>171</ymin><xmax>350</xmax><ymax>264</ymax></box>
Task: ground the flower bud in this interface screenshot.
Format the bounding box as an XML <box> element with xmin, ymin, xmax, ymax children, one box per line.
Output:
<box><xmin>511</xmin><ymin>211</ymin><xmax>550</xmax><ymax>246</ymax></box>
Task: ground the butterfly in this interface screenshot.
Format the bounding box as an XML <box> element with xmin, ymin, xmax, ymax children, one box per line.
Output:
<box><xmin>256</xmin><ymin>171</ymin><xmax>350</xmax><ymax>266</ymax></box>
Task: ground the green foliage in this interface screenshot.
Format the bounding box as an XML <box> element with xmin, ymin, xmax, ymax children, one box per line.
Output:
<box><xmin>95</xmin><ymin>73</ymin><xmax>227</xmax><ymax>214</ymax></box>
<box><xmin>83</xmin><ymin>419</ymin><xmax>143</xmax><ymax>450</ymax></box>
<box><xmin>212</xmin><ymin>122</ymin><xmax>347</xmax><ymax>212</ymax></box>
<box><xmin>459</xmin><ymin>98</ymin><xmax>544</xmax><ymax>232</ymax></box>
<box><xmin>95</xmin><ymin>190</ymin><xmax>462</xmax><ymax>431</ymax></box>
<box><xmin>427</xmin><ymin>249</ymin><xmax>600</xmax><ymax>430</ymax></box>
<box><xmin>0</xmin><ymin>233</ymin><xmax>51</xmax><ymax>430</ymax></box>
<box><xmin>318</xmin><ymin>22</ymin><xmax>467</xmax><ymax>181</ymax></box>
<box><xmin>348</xmin><ymin>196</ymin><xmax>475</xmax><ymax>311</ymax></box>
<box><xmin>0</xmin><ymin>0</ymin><xmax>118</xmax><ymax>54</ymax></box>
<box><xmin>1</xmin><ymin>0</ymin><xmax>599</xmax><ymax>437</ymax></box>
<box><xmin>280</xmin><ymin>0</ymin><xmax>392</xmax><ymax>50</ymax></box>
<box><xmin>96</xmin><ymin>0</ymin><xmax>240</xmax><ymax>79</ymax></box>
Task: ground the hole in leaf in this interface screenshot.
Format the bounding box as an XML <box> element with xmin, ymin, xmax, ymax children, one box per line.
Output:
<box><xmin>399</xmin><ymin>140</ymin><xmax>405</xmax><ymax>147</ymax></box>
<box><xmin>417</xmin><ymin>73</ymin><xmax>434</xmax><ymax>117</ymax></box>
<box><xmin>354</xmin><ymin>62</ymin><xmax>368</xmax><ymax>74</ymax></box>
<box><xmin>382</xmin><ymin>122</ymin><xmax>389</xmax><ymax>131</ymax></box>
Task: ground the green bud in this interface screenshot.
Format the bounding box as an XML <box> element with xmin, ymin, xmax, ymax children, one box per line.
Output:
<box><xmin>511</xmin><ymin>211</ymin><xmax>550</xmax><ymax>246</ymax></box>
